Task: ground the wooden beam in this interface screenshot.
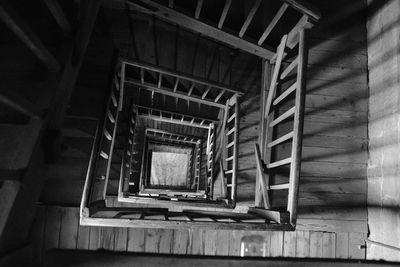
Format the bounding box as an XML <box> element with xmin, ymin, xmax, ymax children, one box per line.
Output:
<box><xmin>281</xmin><ymin>0</ymin><xmax>321</xmax><ymax>21</ymax></box>
<box><xmin>238</xmin><ymin>0</ymin><xmax>261</xmax><ymax>38</ymax></box>
<box><xmin>43</xmin><ymin>0</ymin><xmax>72</xmax><ymax>33</ymax></box>
<box><xmin>0</xmin><ymin>91</ymin><xmax>41</xmax><ymax>119</ymax></box>
<box><xmin>194</xmin><ymin>0</ymin><xmax>203</xmax><ymax>19</ymax></box>
<box><xmin>47</xmin><ymin>0</ymin><xmax>101</xmax><ymax>130</ymax></box>
<box><xmin>81</xmin><ymin>215</ymin><xmax>293</xmax><ymax>230</ymax></box>
<box><xmin>0</xmin><ymin>2</ymin><xmax>60</xmax><ymax>71</ymax></box>
<box><xmin>126</xmin><ymin>78</ymin><xmax>226</xmax><ymax>108</ymax></box>
<box><xmin>201</xmin><ymin>86</ymin><xmax>211</xmax><ymax>99</ymax></box>
<box><xmin>218</xmin><ymin>0</ymin><xmax>231</xmax><ymax>29</ymax></box>
<box><xmin>123</xmin><ymin>59</ymin><xmax>243</xmax><ymax>95</ymax></box>
<box><xmin>126</xmin><ymin>0</ymin><xmax>274</xmax><ymax>59</ymax></box>
<box><xmin>258</xmin><ymin>3</ymin><xmax>288</xmax><ymax>45</ymax></box>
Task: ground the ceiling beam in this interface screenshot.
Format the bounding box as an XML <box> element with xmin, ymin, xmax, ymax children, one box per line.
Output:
<box><xmin>125</xmin><ymin>0</ymin><xmax>275</xmax><ymax>59</ymax></box>
<box><xmin>0</xmin><ymin>1</ymin><xmax>60</xmax><ymax>71</ymax></box>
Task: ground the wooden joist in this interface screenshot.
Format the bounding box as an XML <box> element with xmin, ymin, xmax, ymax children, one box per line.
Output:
<box><xmin>0</xmin><ymin>1</ymin><xmax>60</xmax><ymax>71</ymax></box>
<box><xmin>218</xmin><ymin>0</ymin><xmax>232</xmax><ymax>29</ymax></box>
<box><xmin>258</xmin><ymin>3</ymin><xmax>289</xmax><ymax>46</ymax></box>
<box><xmin>238</xmin><ymin>0</ymin><xmax>261</xmax><ymax>38</ymax></box>
<box><xmin>194</xmin><ymin>0</ymin><xmax>203</xmax><ymax>19</ymax></box>
<box><xmin>125</xmin><ymin>78</ymin><xmax>226</xmax><ymax>108</ymax></box>
<box><xmin>126</xmin><ymin>0</ymin><xmax>275</xmax><ymax>59</ymax></box>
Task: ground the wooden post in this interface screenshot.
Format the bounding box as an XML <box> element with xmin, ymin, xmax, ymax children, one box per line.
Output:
<box><xmin>255</xmin><ymin>60</ymin><xmax>270</xmax><ymax>207</ymax></box>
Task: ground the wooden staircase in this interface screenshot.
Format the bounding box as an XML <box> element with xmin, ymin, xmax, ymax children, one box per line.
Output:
<box><xmin>253</xmin><ymin>28</ymin><xmax>308</xmax><ymax>227</ymax></box>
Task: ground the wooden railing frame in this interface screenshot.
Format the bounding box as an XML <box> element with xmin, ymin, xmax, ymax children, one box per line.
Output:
<box><xmin>135</xmin><ymin>104</ymin><xmax>217</xmax><ymax>129</ymax></box>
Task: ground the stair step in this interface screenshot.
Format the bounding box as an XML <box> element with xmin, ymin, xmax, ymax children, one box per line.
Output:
<box><xmin>267</xmin><ymin>157</ymin><xmax>292</xmax><ymax>168</ymax></box>
<box><xmin>226</xmin><ymin>127</ymin><xmax>235</xmax><ymax>136</ymax></box>
<box><xmin>269</xmin><ymin>107</ymin><xmax>295</xmax><ymax>127</ymax></box>
<box><xmin>227</xmin><ymin>113</ymin><xmax>236</xmax><ymax>123</ymax></box>
<box><xmin>280</xmin><ymin>57</ymin><xmax>298</xmax><ymax>80</ymax></box>
<box><xmin>269</xmin><ymin>183</ymin><xmax>289</xmax><ymax>190</ymax></box>
<box><xmin>273</xmin><ymin>82</ymin><xmax>297</xmax><ymax>106</ymax></box>
<box><xmin>268</xmin><ymin>131</ymin><xmax>294</xmax><ymax>148</ymax></box>
<box><xmin>226</xmin><ymin>141</ymin><xmax>235</xmax><ymax>148</ymax></box>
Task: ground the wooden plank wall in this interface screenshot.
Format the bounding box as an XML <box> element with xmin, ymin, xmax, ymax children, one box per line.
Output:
<box><xmin>366</xmin><ymin>0</ymin><xmax>400</xmax><ymax>262</ymax></box>
<box><xmin>31</xmin><ymin>205</ymin><xmax>366</xmax><ymax>266</ymax></box>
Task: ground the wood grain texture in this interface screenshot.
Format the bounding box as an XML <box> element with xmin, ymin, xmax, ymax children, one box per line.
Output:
<box><xmin>127</xmin><ymin>228</ymin><xmax>145</xmax><ymax>252</ymax></box>
<box><xmin>59</xmin><ymin>207</ymin><xmax>79</xmax><ymax>249</ymax></box>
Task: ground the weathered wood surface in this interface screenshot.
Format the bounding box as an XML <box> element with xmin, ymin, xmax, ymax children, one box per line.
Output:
<box><xmin>101</xmin><ymin>1</ymin><xmax>368</xmax><ymax>227</ymax></box>
<box><xmin>32</xmin><ymin>205</ymin><xmax>367</xmax><ymax>260</ymax></box>
<box><xmin>33</xmin><ymin>2</ymin><xmax>370</xmax><ymax>259</ymax></box>
<box><xmin>366</xmin><ymin>0</ymin><xmax>400</xmax><ymax>262</ymax></box>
